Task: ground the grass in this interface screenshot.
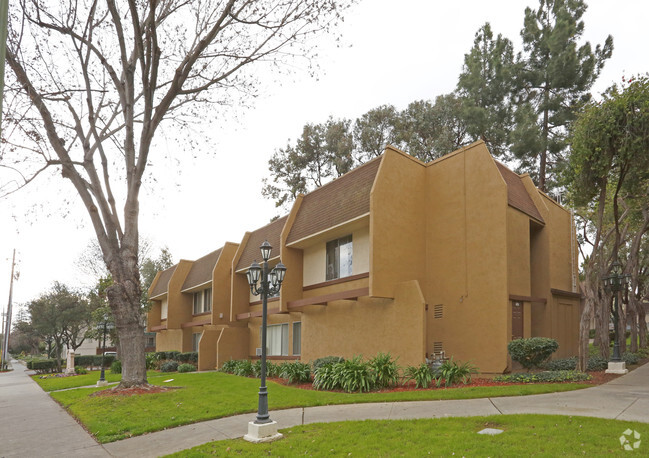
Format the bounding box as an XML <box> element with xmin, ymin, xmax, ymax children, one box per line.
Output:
<box><xmin>49</xmin><ymin>371</ymin><xmax>590</xmax><ymax>443</ymax></box>
<box><xmin>167</xmin><ymin>414</ymin><xmax>649</xmax><ymax>457</ymax></box>
<box><xmin>32</xmin><ymin>370</ymin><xmax>161</xmax><ymax>392</ymax></box>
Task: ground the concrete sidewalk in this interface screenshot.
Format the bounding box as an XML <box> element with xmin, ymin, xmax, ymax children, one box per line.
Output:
<box><xmin>2</xmin><ymin>358</ymin><xmax>649</xmax><ymax>457</ymax></box>
<box><xmin>0</xmin><ymin>359</ymin><xmax>109</xmax><ymax>457</ymax></box>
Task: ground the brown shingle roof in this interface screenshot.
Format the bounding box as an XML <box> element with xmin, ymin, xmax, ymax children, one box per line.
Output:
<box><xmin>181</xmin><ymin>248</ymin><xmax>223</xmax><ymax>291</ymax></box>
<box><xmin>286</xmin><ymin>156</ymin><xmax>382</xmax><ymax>244</ymax></box>
<box><xmin>496</xmin><ymin>162</ymin><xmax>544</xmax><ymax>223</ymax></box>
<box><xmin>236</xmin><ymin>216</ymin><xmax>288</xmax><ymax>271</ymax></box>
<box><xmin>150</xmin><ymin>264</ymin><xmax>177</xmax><ymax>298</ymax></box>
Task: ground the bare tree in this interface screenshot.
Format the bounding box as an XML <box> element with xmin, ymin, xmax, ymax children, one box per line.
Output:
<box><xmin>3</xmin><ymin>0</ymin><xmax>352</xmax><ymax>387</ymax></box>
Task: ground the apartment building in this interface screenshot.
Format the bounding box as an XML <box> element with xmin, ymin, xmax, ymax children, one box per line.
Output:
<box><xmin>148</xmin><ymin>141</ymin><xmax>581</xmax><ymax>373</ymax></box>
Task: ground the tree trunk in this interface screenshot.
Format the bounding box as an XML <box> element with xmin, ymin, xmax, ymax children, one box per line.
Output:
<box><xmin>106</xmin><ymin>252</ymin><xmax>147</xmax><ymax>388</ymax></box>
<box><xmin>597</xmin><ymin>291</ymin><xmax>610</xmax><ymax>359</ymax></box>
<box><xmin>577</xmin><ymin>294</ymin><xmax>593</xmax><ymax>372</ymax></box>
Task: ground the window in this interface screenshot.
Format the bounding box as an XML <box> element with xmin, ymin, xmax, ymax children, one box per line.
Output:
<box><xmin>204</xmin><ymin>288</ymin><xmax>212</xmax><ymax>312</ymax></box>
<box><xmin>193</xmin><ymin>288</ymin><xmax>212</xmax><ymax>314</ymax></box>
<box><xmin>145</xmin><ymin>334</ymin><xmax>156</xmax><ymax>347</ymax></box>
<box><xmin>292</xmin><ymin>322</ymin><xmax>301</xmax><ymax>356</ymax></box>
<box><xmin>326</xmin><ymin>235</ymin><xmax>353</xmax><ymax>280</ymax></box>
<box><xmin>262</xmin><ymin>323</ymin><xmax>289</xmax><ymax>356</ymax></box>
<box><xmin>192</xmin><ymin>332</ymin><xmax>201</xmax><ymax>352</ymax></box>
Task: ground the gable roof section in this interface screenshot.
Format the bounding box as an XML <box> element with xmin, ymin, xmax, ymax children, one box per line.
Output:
<box><xmin>496</xmin><ymin>162</ymin><xmax>544</xmax><ymax>223</ymax></box>
<box><xmin>236</xmin><ymin>215</ymin><xmax>288</xmax><ymax>271</ymax></box>
<box><xmin>181</xmin><ymin>248</ymin><xmax>223</xmax><ymax>291</ymax></box>
<box><xmin>286</xmin><ymin>156</ymin><xmax>382</xmax><ymax>244</ymax></box>
<box><xmin>150</xmin><ymin>264</ymin><xmax>177</xmax><ymax>298</ymax></box>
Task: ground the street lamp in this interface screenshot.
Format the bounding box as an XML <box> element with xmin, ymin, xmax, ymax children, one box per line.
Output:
<box><xmin>602</xmin><ymin>261</ymin><xmax>631</xmax><ymax>363</ymax></box>
<box><xmin>97</xmin><ymin>315</ymin><xmax>112</xmax><ymax>386</ymax></box>
<box><xmin>245</xmin><ymin>241</ymin><xmax>286</xmax><ymax>430</ymax></box>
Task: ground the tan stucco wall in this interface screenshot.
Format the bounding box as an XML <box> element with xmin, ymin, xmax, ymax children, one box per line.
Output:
<box><xmin>148</xmin><ymin>301</ymin><xmax>161</xmax><ymax>330</ymax></box>
<box><xmin>300</xmin><ymin>280</ymin><xmax>425</xmax><ymax>367</ymax></box>
<box><xmin>197</xmin><ymin>325</ymin><xmax>226</xmax><ymax>370</ymax></box>
<box><xmin>166</xmin><ymin>260</ymin><xmax>193</xmax><ymax>329</ymax></box>
<box><xmin>425</xmin><ymin>143</ymin><xmax>510</xmax><ymax>373</ymax></box>
<box><xmin>302</xmin><ymin>226</ymin><xmax>370</xmax><ymax>286</ymax></box>
<box><xmin>370</xmin><ymin>148</ymin><xmax>426</xmax><ymax>299</ymax></box>
<box><xmin>212</xmin><ymin>242</ymin><xmax>238</xmax><ymax>326</ymax></box>
<box><xmin>216</xmin><ymin>326</ymin><xmax>250</xmax><ymax>368</ymax></box>
<box><xmin>155</xmin><ymin>329</ymin><xmax>183</xmax><ymax>351</ymax></box>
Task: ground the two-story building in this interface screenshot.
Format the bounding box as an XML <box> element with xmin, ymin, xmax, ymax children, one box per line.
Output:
<box><xmin>148</xmin><ymin>141</ymin><xmax>581</xmax><ymax>373</ymax></box>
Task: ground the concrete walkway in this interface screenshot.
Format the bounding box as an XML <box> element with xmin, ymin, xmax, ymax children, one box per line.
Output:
<box><xmin>2</xmin><ymin>358</ymin><xmax>649</xmax><ymax>457</ymax></box>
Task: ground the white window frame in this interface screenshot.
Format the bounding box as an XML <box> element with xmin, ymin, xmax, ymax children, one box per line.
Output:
<box><xmin>326</xmin><ymin>235</ymin><xmax>353</xmax><ymax>281</ymax></box>
<box><xmin>261</xmin><ymin>323</ymin><xmax>289</xmax><ymax>356</ymax></box>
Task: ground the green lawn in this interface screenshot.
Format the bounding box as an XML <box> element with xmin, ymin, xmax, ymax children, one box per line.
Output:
<box><xmin>32</xmin><ymin>370</ymin><xmax>161</xmax><ymax>392</ymax></box>
<box><xmin>168</xmin><ymin>414</ymin><xmax>648</xmax><ymax>457</ymax></box>
<box><xmin>49</xmin><ymin>371</ymin><xmax>590</xmax><ymax>443</ymax></box>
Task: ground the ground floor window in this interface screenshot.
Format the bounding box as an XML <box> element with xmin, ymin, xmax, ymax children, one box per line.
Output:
<box><xmin>192</xmin><ymin>332</ymin><xmax>201</xmax><ymax>352</ymax></box>
<box><xmin>262</xmin><ymin>323</ymin><xmax>289</xmax><ymax>356</ymax></box>
<box><xmin>292</xmin><ymin>322</ymin><xmax>301</xmax><ymax>356</ymax></box>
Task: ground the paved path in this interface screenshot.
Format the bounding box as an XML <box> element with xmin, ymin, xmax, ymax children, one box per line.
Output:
<box><xmin>2</xmin><ymin>358</ymin><xmax>649</xmax><ymax>457</ymax></box>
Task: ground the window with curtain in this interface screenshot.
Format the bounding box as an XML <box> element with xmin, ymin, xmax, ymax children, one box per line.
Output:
<box><xmin>264</xmin><ymin>323</ymin><xmax>288</xmax><ymax>356</ymax></box>
<box><xmin>292</xmin><ymin>322</ymin><xmax>301</xmax><ymax>356</ymax></box>
<box><xmin>326</xmin><ymin>235</ymin><xmax>353</xmax><ymax>280</ymax></box>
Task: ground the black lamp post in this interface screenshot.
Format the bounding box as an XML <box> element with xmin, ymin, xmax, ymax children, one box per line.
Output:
<box><xmin>246</xmin><ymin>240</ymin><xmax>286</xmax><ymax>424</ymax></box>
<box><xmin>97</xmin><ymin>315</ymin><xmax>110</xmax><ymax>383</ymax></box>
<box><xmin>602</xmin><ymin>261</ymin><xmax>630</xmax><ymax>362</ymax></box>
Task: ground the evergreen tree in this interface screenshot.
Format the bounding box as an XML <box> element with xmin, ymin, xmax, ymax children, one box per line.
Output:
<box><xmin>513</xmin><ymin>0</ymin><xmax>613</xmax><ymax>191</ymax></box>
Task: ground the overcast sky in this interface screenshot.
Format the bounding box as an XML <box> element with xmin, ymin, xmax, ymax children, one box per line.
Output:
<box><xmin>2</xmin><ymin>0</ymin><xmax>648</xmax><ymax>311</ymax></box>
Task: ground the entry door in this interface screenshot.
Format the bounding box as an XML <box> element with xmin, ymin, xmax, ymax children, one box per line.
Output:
<box><xmin>512</xmin><ymin>301</ymin><xmax>524</xmax><ymax>340</ymax></box>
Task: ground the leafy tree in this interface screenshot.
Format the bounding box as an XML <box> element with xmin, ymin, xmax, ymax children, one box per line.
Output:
<box><xmin>457</xmin><ymin>23</ymin><xmax>517</xmax><ymax>157</ymax></box>
<box><xmin>566</xmin><ymin>76</ymin><xmax>649</xmax><ymax>370</ymax></box>
<box><xmin>28</xmin><ymin>283</ymin><xmax>93</xmax><ymax>371</ymax></box>
<box><xmin>353</xmin><ymin>104</ymin><xmax>399</xmax><ymax>162</ymax></box>
<box><xmin>140</xmin><ymin>247</ymin><xmax>175</xmax><ymax>308</ymax></box>
<box><xmin>513</xmin><ymin>0</ymin><xmax>613</xmax><ymax>191</ymax></box>
<box><xmin>8</xmin><ymin>320</ymin><xmax>41</xmax><ymax>355</ymax></box>
<box><xmin>3</xmin><ymin>0</ymin><xmax>352</xmax><ymax>387</ymax></box>
<box><xmin>262</xmin><ymin>117</ymin><xmax>354</xmax><ymax>209</ymax></box>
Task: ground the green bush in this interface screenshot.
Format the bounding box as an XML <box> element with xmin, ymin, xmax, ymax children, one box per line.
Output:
<box><xmin>177</xmin><ymin>352</ymin><xmax>198</xmax><ymax>364</ymax></box>
<box><xmin>587</xmin><ymin>355</ymin><xmax>608</xmax><ymax>371</ymax></box>
<box><xmin>161</xmin><ymin>361</ymin><xmax>179</xmax><ymax>372</ymax></box>
<box><xmin>623</xmin><ymin>352</ymin><xmax>639</xmax><ymax>365</ymax></box>
<box><xmin>252</xmin><ymin>360</ymin><xmax>279</xmax><ymax>378</ymax></box>
<box><xmin>508</xmin><ymin>337</ymin><xmax>559</xmax><ymax>370</ymax></box>
<box><xmin>220</xmin><ymin>359</ymin><xmax>239</xmax><ymax>374</ymax></box>
<box><xmin>32</xmin><ymin>359</ymin><xmax>58</xmax><ymax>373</ymax></box>
<box><xmin>404</xmin><ymin>363</ymin><xmax>433</xmax><ymax>389</ymax></box>
<box><xmin>494</xmin><ymin>370</ymin><xmax>591</xmax><ymax>383</ymax></box>
<box><xmin>433</xmin><ymin>358</ymin><xmax>477</xmax><ymax>387</ymax></box>
<box><xmin>75</xmin><ymin>366</ymin><xmax>88</xmax><ymax>375</ymax></box>
<box><xmin>312</xmin><ymin>356</ymin><xmax>345</xmax><ymax>372</ymax></box>
<box><xmin>312</xmin><ymin>363</ymin><xmax>338</xmax><ymax>391</ymax></box>
<box><xmin>544</xmin><ymin>357</ymin><xmax>577</xmax><ymax>371</ymax></box>
<box><xmin>369</xmin><ymin>352</ymin><xmax>400</xmax><ymax>388</ymax></box>
<box><xmin>153</xmin><ymin>351</ymin><xmax>167</xmax><ymax>361</ymax></box>
<box><xmin>178</xmin><ymin>363</ymin><xmax>197</xmax><ymax>373</ymax></box>
<box><xmin>279</xmin><ymin>361</ymin><xmax>311</xmax><ymax>384</ymax></box>
<box><xmin>145</xmin><ymin>353</ymin><xmax>157</xmax><ymax>370</ymax></box>
<box><xmin>233</xmin><ymin>359</ymin><xmax>253</xmax><ymax>377</ymax></box>
<box><xmin>110</xmin><ymin>360</ymin><xmax>122</xmax><ymax>374</ymax></box>
<box><xmin>74</xmin><ymin>355</ymin><xmax>95</xmax><ymax>367</ymax></box>
<box><xmin>165</xmin><ymin>351</ymin><xmax>181</xmax><ymax>361</ymax></box>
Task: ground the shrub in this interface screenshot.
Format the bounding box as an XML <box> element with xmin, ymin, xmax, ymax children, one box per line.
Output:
<box><xmin>544</xmin><ymin>357</ymin><xmax>577</xmax><ymax>371</ymax></box>
<box><xmin>494</xmin><ymin>370</ymin><xmax>591</xmax><ymax>383</ymax></box>
<box><xmin>178</xmin><ymin>363</ymin><xmax>197</xmax><ymax>373</ymax></box>
<box><xmin>279</xmin><ymin>362</ymin><xmax>311</xmax><ymax>384</ymax></box>
<box><xmin>177</xmin><ymin>352</ymin><xmax>198</xmax><ymax>364</ymax></box>
<box><xmin>403</xmin><ymin>363</ymin><xmax>433</xmax><ymax>389</ymax></box>
<box><xmin>369</xmin><ymin>353</ymin><xmax>400</xmax><ymax>388</ymax></box>
<box><xmin>312</xmin><ymin>356</ymin><xmax>344</xmax><ymax>372</ymax></box>
<box><xmin>110</xmin><ymin>360</ymin><xmax>122</xmax><ymax>374</ymax></box>
<box><xmin>252</xmin><ymin>360</ymin><xmax>278</xmax><ymax>378</ymax></box>
<box><xmin>165</xmin><ymin>351</ymin><xmax>181</xmax><ymax>361</ymax></box>
<box><xmin>623</xmin><ymin>352</ymin><xmax>639</xmax><ymax>365</ymax></box>
<box><xmin>75</xmin><ymin>366</ymin><xmax>88</xmax><ymax>375</ymax></box>
<box><xmin>334</xmin><ymin>356</ymin><xmax>374</xmax><ymax>393</ymax></box>
<box><xmin>233</xmin><ymin>359</ymin><xmax>253</xmax><ymax>377</ymax></box>
<box><xmin>74</xmin><ymin>355</ymin><xmax>94</xmax><ymax>367</ymax></box>
<box><xmin>312</xmin><ymin>363</ymin><xmax>338</xmax><ymax>391</ymax></box>
<box><xmin>161</xmin><ymin>361</ymin><xmax>179</xmax><ymax>372</ymax></box>
<box><xmin>32</xmin><ymin>359</ymin><xmax>57</xmax><ymax>373</ymax></box>
<box><xmin>220</xmin><ymin>359</ymin><xmax>239</xmax><ymax>374</ymax></box>
<box><xmin>587</xmin><ymin>355</ymin><xmax>608</xmax><ymax>371</ymax></box>
<box><xmin>145</xmin><ymin>353</ymin><xmax>157</xmax><ymax>370</ymax></box>
<box><xmin>433</xmin><ymin>358</ymin><xmax>477</xmax><ymax>387</ymax></box>
<box><xmin>153</xmin><ymin>351</ymin><xmax>167</xmax><ymax>361</ymax></box>
<box><xmin>508</xmin><ymin>337</ymin><xmax>559</xmax><ymax>370</ymax></box>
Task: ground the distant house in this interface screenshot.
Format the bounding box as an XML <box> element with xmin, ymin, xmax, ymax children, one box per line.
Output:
<box><xmin>148</xmin><ymin>142</ymin><xmax>581</xmax><ymax>373</ymax></box>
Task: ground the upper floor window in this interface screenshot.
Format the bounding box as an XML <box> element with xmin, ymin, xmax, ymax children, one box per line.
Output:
<box><xmin>326</xmin><ymin>235</ymin><xmax>352</xmax><ymax>281</ymax></box>
<box><xmin>193</xmin><ymin>288</ymin><xmax>212</xmax><ymax>314</ymax></box>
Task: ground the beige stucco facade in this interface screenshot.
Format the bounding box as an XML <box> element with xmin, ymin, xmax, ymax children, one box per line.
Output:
<box><xmin>148</xmin><ymin>141</ymin><xmax>581</xmax><ymax>373</ymax></box>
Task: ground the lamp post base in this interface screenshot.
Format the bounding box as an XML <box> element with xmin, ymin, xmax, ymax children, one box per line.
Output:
<box><xmin>605</xmin><ymin>361</ymin><xmax>628</xmax><ymax>375</ymax></box>
<box><xmin>243</xmin><ymin>420</ymin><xmax>283</xmax><ymax>443</ymax></box>
<box><xmin>96</xmin><ymin>380</ymin><xmax>109</xmax><ymax>386</ymax></box>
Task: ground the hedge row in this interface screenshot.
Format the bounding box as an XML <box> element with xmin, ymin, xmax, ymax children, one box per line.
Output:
<box><xmin>73</xmin><ymin>355</ymin><xmax>116</xmax><ymax>368</ymax></box>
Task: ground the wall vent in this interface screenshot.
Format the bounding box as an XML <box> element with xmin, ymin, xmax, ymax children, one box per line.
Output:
<box><xmin>434</xmin><ymin>304</ymin><xmax>443</xmax><ymax>319</ymax></box>
<box><xmin>255</xmin><ymin>347</ymin><xmax>262</xmax><ymax>356</ymax></box>
<box><xmin>433</xmin><ymin>342</ymin><xmax>443</xmax><ymax>354</ymax></box>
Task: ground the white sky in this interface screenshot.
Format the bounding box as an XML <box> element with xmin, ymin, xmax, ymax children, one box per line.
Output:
<box><xmin>1</xmin><ymin>0</ymin><xmax>648</xmax><ymax>311</ymax></box>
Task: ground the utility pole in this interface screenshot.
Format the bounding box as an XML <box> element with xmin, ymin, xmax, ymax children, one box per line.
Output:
<box><xmin>1</xmin><ymin>249</ymin><xmax>16</xmax><ymax>370</ymax></box>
